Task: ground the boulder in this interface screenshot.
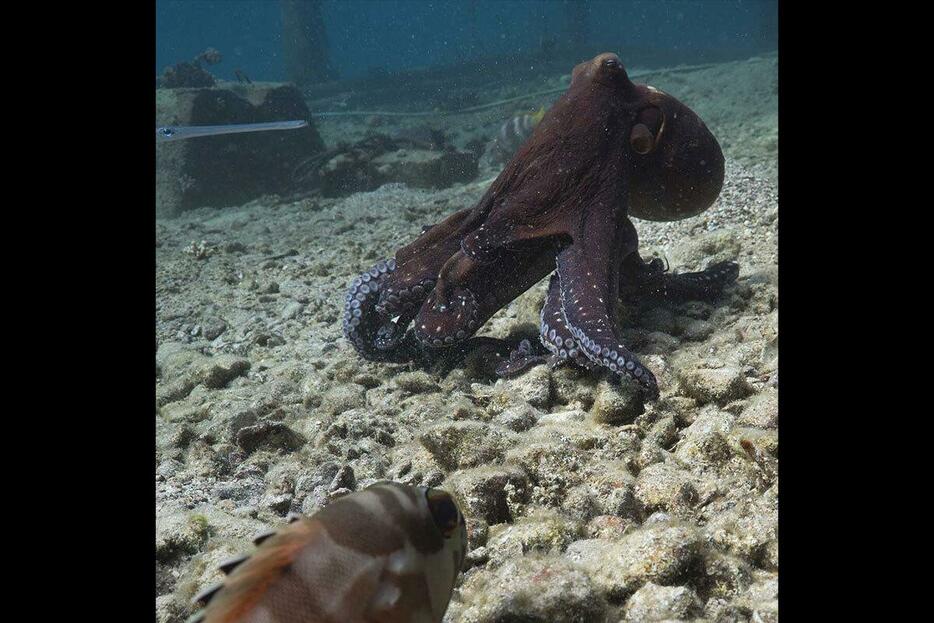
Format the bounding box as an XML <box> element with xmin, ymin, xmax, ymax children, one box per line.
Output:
<box><xmin>156</xmin><ymin>83</ymin><xmax>325</xmax><ymax>218</ymax></box>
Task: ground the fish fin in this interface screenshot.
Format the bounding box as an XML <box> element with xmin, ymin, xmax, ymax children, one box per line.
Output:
<box><xmin>200</xmin><ymin>519</ymin><xmax>321</xmax><ymax>622</ymax></box>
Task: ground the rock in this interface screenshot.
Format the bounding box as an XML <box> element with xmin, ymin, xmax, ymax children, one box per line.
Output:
<box><xmin>154</xmin><ymin>594</ymin><xmax>181</xmax><ymax>623</ymax></box>
<box><xmin>623</xmin><ymin>583</ymin><xmax>703</xmax><ymax>621</ymax></box>
<box><xmin>157</xmin><ymin>341</ymin><xmax>209</xmax><ymax>380</ymax></box>
<box><xmin>194</xmin><ymin>355</ymin><xmax>250</xmax><ymax>389</ymax></box>
<box><xmin>584</xmin><ymin>514</ymin><xmax>636</xmax><ymax>540</ymax></box>
<box><xmin>657</xmin><ymin>396</ymin><xmax>700</xmax><ymax>428</ymax></box>
<box><xmin>734</xmin><ymin>428</ymin><xmax>777</xmax><ymax>462</ymax></box>
<box><xmin>203</xmin><ymin>402</ymin><xmax>258</xmax><ymax>443</ymax></box>
<box><xmin>675</xmin><ymin>407</ymin><xmax>736</xmax><ymax>465</ymax></box>
<box><xmin>668</xmin><ymin>229</ymin><xmax>741</xmax><ymax>269</ymax></box>
<box><xmin>645</xmin><ymin>415</ymin><xmax>678</xmax><ymax>448</ymax></box>
<box><xmin>370</xmin><ymin>148</ymin><xmax>478</xmax><ymax>189</ymax></box>
<box><xmin>564</xmin><ymin>523</ymin><xmax>701</xmax><ymax>601</ymax></box>
<box><xmin>761</xmin><ymin>538</ymin><xmax>778</xmax><ymax>571</ymax></box>
<box><xmin>447</xmin><ymin>396</ymin><xmax>482</xmax><ymax>420</ymax></box>
<box><xmin>680</xmin><ymin>407</ymin><xmax>736</xmax><ymax>444</ymax></box>
<box><xmin>466</xmin><ymin>517</ymin><xmax>490</xmax><ymax>550</ymax></box>
<box><xmin>492</xmin><ymin>403</ymin><xmax>540</xmax><ymax>432</ymax></box>
<box><xmin>280</xmin><ymin>300</ymin><xmax>303</xmax><ymax>320</ymax></box>
<box><xmin>643</xmin><ymin>330</ymin><xmax>681</xmax><ymax>352</ymax></box>
<box><xmin>551</xmin><ymin>366</ymin><xmax>599</xmax><ymax>408</ymax></box>
<box><xmin>320</xmin><ymin>384</ymin><xmax>366</xmax><ymax>415</ymax></box>
<box><xmin>735</xmin><ymin>572</ymin><xmax>778</xmax><ymax>622</ymax></box>
<box><xmin>678</xmin><ymin>365</ymin><xmax>751</xmax><ymax>405</ymax></box>
<box><xmin>154</xmin><ymin>60</ymin><xmax>781</xmax><ymax>621</ymax></box>
<box><xmin>295</xmin><ymin>462</ymin><xmax>344</xmax><ymax>514</ymax></box>
<box><xmin>503</xmin><ymin>363</ymin><xmax>552</xmax><ymax>408</ymax></box>
<box><xmin>703</xmin><ymin>598</ymin><xmax>752</xmax><ymax>622</ymax></box>
<box><xmin>590</xmin><ymin>379</ymin><xmax>645</xmax><ymax>425</ymax></box>
<box><xmin>644</xmin><ymin>511</ymin><xmax>671</xmax><ymax>525</ymax></box>
<box><xmin>214</xmin><ymin>476</ymin><xmax>266</xmax><ymax>504</ymax></box>
<box><xmin>393</xmin><ymin>370</ymin><xmax>438</xmax><ymax>394</ymax></box>
<box><xmin>634</xmin><ymin>462</ymin><xmax>698</xmax><ymax>515</ymax></box>
<box><xmin>262</xmin><ymin>492</ymin><xmax>293</xmax><ymax>515</ymax></box>
<box><xmin>186</xmin><ymin>440</ymin><xmax>231</xmax><ymax>476</ymax></box>
<box><xmin>454</xmin><ymin>555</ymin><xmax>607</xmax><ymax>623</ymax></box>
<box><xmin>704</xmin><ymin>486</ymin><xmax>777</xmax><ymax>565</ymax></box>
<box><xmin>201</xmin><ymin>316</ymin><xmax>227</xmax><ymax>340</ymax></box>
<box><xmin>737</xmin><ymin>388</ymin><xmax>778</xmax><ymax>428</ymax></box>
<box><xmin>418</xmin><ymin>421</ymin><xmax>517</xmax><ymax>471</ymax></box>
<box><xmin>235</xmin><ymin>421</ymin><xmax>305</xmax><ymax>454</ymax></box>
<box><xmin>156</xmin><ymin>377</ymin><xmax>195</xmax><ymax>407</ymax></box>
<box><xmin>585</xmin><ymin>461</ymin><xmax>643</xmax><ymax>520</ymax></box>
<box><xmin>676</xmin><ymin>317</ymin><xmax>715</xmax><ymax>341</ymax></box>
<box><xmin>700</xmin><ymin>551</ymin><xmax>755</xmax><ymax>599</ymax></box>
<box><xmin>505</xmin><ymin>434</ymin><xmax>587</xmax><ymax>509</ymax></box>
<box><xmin>159</xmin><ymin>58</ymin><xmax>216</xmax><ymax>88</ymax></box>
<box><xmin>331</xmin><ymin>464</ymin><xmax>356</xmax><ymax>491</ymax></box>
<box><xmin>156</xmin><ymin>84</ymin><xmax>325</xmax><ymax>218</ymax></box>
<box><xmin>463</xmin><ymin>545</ymin><xmax>489</xmax><ymax>570</ymax></box>
<box><xmin>538</xmin><ymin>409</ymin><xmax>587</xmax><ymax>425</ymax></box>
<box><xmin>156</xmin><ymin>458</ymin><xmax>183</xmax><ymax>480</ymax></box>
<box><xmin>155</xmin><ymin>511</ymin><xmax>211</xmax><ymax>563</ymax></box>
<box><xmin>674</xmin><ymin>429</ymin><xmax>733</xmax><ymax>465</ymax></box>
<box><xmin>485</xmin><ymin>508</ymin><xmax>583</xmax><ymax>566</ymax></box>
<box><xmin>159</xmin><ymin>397</ymin><xmax>211</xmax><ymax>424</ymax></box>
<box><xmin>634</xmin><ymin>440</ymin><xmax>667</xmax><ymax>471</ymax></box>
<box><xmin>551</xmin><ymin>460</ymin><xmax>635</xmax><ymax>524</ymax></box>
<box><xmin>444</xmin><ymin>465</ymin><xmax>529</xmax><ymax>524</ymax></box>
<box><xmin>321</xmin><ymin>408</ymin><xmax>396</xmax><ymax>450</ymax></box>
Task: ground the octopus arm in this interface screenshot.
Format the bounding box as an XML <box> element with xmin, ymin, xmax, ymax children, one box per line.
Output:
<box><xmin>537</xmin><ymin>273</ymin><xmax>597</xmax><ymax>370</ymax></box>
<box><xmin>556</xmin><ymin>214</ymin><xmax>659</xmax><ymax>398</ymax></box>
<box><xmin>459</xmin><ymin>200</ymin><xmax>567</xmax><ymax>264</ymax></box>
<box><xmin>342</xmin><ymin>257</ymin><xmax>425</xmax><ymax>362</ymax></box>
<box><xmin>618</xmin><ymin>253</ymin><xmax>740</xmax><ymax>302</ymax></box>
<box><xmin>414</xmin><ymin>245</ymin><xmax>556</xmax><ymax>348</ymax></box>
<box><xmin>376</xmin><ymin>206</ymin><xmax>476</xmax><ymax>315</ymax></box>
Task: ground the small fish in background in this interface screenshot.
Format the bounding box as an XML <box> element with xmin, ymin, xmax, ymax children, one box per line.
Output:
<box><xmin>188</xmin><ymin>482</ymin><xmax>468</xmax><ymax>623</ymax></box>
<box><xmin>489</xmin><ymin>105</ymin><xmax>546</xmax><ymax>164</ymax></box>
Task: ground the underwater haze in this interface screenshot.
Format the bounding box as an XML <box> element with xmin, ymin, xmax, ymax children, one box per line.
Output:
<box><xmin>157</xmin><ymin>0</ymin><xmax>777</xmax><ymax>81</ymax></box>
<box><xmin>156</xmin><ymin>2</ymin><xmax>779</xmax><ymax>622</ymax></box>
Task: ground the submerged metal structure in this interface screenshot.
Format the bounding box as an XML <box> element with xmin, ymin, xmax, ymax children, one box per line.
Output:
<box><xmin>280</xmin><ymin>0</ymin><xmax>337</xmax><ymax>86</ymax></box>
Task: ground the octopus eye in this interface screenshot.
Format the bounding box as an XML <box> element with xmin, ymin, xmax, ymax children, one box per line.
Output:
<box><xmin>603</xmin><ymin>58</ymin><xmax>622</xmax><ymax>70</ymax></box>
<box><xmin>425</xmin><ymin>488</ymin><xmax>460</xmax><ymax>538</ymax></box>
<box><xmin>630</xmin><ymin>123</ymin><xmax>656</xmax><ymax>154</ymax></box>
<box><xmin>630</xmin><ymin>106</ymin><xmax>664</xmax><ymax>154</ymax></box>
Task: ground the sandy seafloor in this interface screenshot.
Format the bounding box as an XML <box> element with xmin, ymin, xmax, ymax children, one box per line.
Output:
<box><xmin>156</xmin><ymin>54</ymin><xmax>778</xmax><ymax>622</ymax></box>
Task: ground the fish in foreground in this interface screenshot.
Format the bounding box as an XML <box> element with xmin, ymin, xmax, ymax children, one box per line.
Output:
<box><xmin>187</xmin><ymin>482</ymin><xmax>468</xmax><ymax>623</ymax></box>
<box><xmin>156</xmin><ymin>120</ymin><xmax>309</xmax><ymax>143</ymax></box>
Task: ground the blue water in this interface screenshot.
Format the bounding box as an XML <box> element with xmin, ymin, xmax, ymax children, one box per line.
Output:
<box><xmin>156</xmin><ymin>0</ymin><xmax>777</xmax><ymax>83</ymax></box>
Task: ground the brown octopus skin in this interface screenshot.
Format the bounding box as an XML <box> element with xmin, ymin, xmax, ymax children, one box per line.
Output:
<box><xmin>343</xmin><ymin>52</ymin><xmax>734</xmax><ymax>399</ymax></box>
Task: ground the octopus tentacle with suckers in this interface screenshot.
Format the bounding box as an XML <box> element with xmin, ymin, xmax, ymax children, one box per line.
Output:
<box><xmin>343</xmin><ymin>52</ymin><xmax>738</xmax><ymax>399</ymax></box>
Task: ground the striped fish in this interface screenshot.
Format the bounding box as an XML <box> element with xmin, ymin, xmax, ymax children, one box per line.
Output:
<box><xmin>489</xmin><ymin>106</ymin><xmax>546</xmax><ymax>163</ymax></box>
<box><xmin>188</xmin><ymin>482</ymin><xmax>468</xmax><ymax>623</ymax></box>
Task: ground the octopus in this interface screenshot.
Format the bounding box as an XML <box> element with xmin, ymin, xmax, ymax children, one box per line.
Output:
<box><xmin>343</xmin><ymin>52</ymin><xmax>738</xmax><ymax>399</ymax></box>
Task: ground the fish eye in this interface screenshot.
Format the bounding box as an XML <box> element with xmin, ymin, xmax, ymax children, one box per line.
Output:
<box><xmin>425</xmin><ymin>489</ymin><xmax>459</xmax><ymax>538</ymax></box>
<box><xmin>160</xmin><ymin>127</ymin><xmax>174</xmax><ymax>137</ymax></box>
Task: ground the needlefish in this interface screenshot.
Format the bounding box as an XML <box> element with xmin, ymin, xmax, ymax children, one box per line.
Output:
<box><xmin>156</xmin><ymin>120</ymin><xmax>308</xmax><ymax>143</ymax></box>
